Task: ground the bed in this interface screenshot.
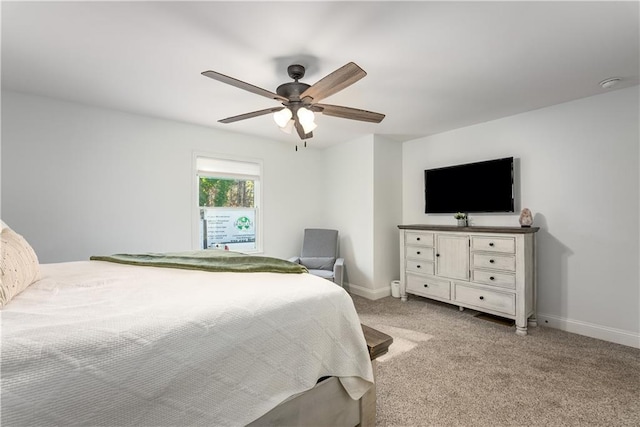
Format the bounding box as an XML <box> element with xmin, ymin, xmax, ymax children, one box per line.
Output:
<box><xmin>1</xmin><ymin>225</ymin><xmax>375</xmax><ymax>426</ymax></box>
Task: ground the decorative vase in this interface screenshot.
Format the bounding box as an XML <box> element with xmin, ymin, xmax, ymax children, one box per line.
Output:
<box><xmin>457</xmin><ymin>219</ymin><xmax>467</xmax><ymax>227</ymax></box>
<box><xmin>519</xmin><ymin>208</ymin><xmax>533</xmax><ymax>227</ymax></box>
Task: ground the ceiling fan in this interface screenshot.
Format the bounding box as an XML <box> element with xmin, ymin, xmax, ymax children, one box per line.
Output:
<box><xmin>201</xmin><ymin>62</ymin><xmax>385</xmax><ymax>141</ymax></box>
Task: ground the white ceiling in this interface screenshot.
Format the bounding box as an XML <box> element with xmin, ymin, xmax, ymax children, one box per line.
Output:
<box><xmin>2</xmin><ymin>1</ymin><xmax>638</xmax><ymax>148</ymax></box>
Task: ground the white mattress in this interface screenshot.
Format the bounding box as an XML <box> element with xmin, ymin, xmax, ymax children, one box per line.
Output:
<box><xmin>1</xmin><ymin>261</ymin><xmax>373</xmax><ymax>426</ymax></box>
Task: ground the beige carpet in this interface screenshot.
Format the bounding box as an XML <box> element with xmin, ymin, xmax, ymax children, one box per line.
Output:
<box><xmin>353</xmin><ymin>295</ymin><xmax>640</xmax><ymax>427</ymax></box>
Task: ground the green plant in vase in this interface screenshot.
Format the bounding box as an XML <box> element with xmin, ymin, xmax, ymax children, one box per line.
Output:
<box><xmin>454</xmin><ymin>212</ymin><xmax>467</xmax><ymax>226</ymax></box>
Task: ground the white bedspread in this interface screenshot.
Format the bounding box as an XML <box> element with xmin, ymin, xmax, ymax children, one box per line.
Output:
<box><xmin>1</xmin><ymin>261</ymin><xmax>373</xmax><ymax>426</ymax></box>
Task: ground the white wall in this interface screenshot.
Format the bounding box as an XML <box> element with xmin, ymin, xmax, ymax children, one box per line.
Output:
<box><xmin>319</xmin><ymin>134</ymin><xmax>403</xmax><ymax>299</ymax></box>
<box><xmin>321</xmin><ymin>135</ymin><xmax>375</xmax><ymax>291</ymax></box>
<box><xmin>403</xmin><ymin>87</ymin><xmax>639</xmax><ymax>347</ymax></box>
<box><xmin>0</xmin><ymin>91</ymin><xmax>402</xmax><ymax>300</ymax></box>
<box><xmin>1</xmin><ymin>91</ymin><xmax>325</xmax><ymax>262</ymax></box>
<box><xmin>373</xmin><ymin>135</ymin><xmax>402</xmax><ymax>297</ymax></box>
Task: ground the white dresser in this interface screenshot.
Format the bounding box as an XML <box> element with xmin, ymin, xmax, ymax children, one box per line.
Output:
<box><xmin>399</xmin><ymin>225</ymin><xmax>539</xmax><ymax>335</ymax></box>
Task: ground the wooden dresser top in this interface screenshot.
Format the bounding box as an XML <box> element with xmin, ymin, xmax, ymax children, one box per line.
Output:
<box><xmin>398</xmin><ymin>224</ymin><xmax>540</xmax><ymax>234</ymax></box>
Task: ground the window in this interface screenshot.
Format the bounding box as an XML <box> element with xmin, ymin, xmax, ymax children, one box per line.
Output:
<box><xmin>195</xmin><ymin>155</ymin><xmax>262</xmax><ymax>252</ymax></box>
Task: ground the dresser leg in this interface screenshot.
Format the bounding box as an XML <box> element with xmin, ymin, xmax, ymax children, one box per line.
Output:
<box><xmin>400</xmin><ymin>295</ymin><xmax>407</xmax><ymax>302</ymax></box>
<box><xmin>528</xmin><ymin>315</ymin><xmax>538</xmax><ymax>327</ymax></box>
<box><xmin>459</xmin><ymin>306</ymin><xmax>464</xmax><ymax>312</ymax></box>
<box><xmin>515</xmin><ymin>326</ymin><xmax>528</xmax><ymax>336</ymax></box>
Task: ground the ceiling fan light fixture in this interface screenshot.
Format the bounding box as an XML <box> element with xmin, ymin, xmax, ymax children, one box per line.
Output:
<box><xmin>301</xmin><ymin>121</ymin><xmax>317</xmax><ymax>134</ymax></box>
<box><xmin>297</xmin><ymin>107</ymin><xmax>317</xmax><ymax>134</ymax></box>
<box><xmin>273</xmin><ymin>108</ymin><xmax>293</xmax><ymax>127</ymax></box>
<box><xmin>279</xmin><ymin>119</ymin><xmax>294</xmax><ymax>134</ymax></box>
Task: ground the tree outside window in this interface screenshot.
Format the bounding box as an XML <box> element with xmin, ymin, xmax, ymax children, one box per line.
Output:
<box><xmin>199</xmin><ymin>177</ymin><xmax>254</xmax><ymax>208</ymax></box>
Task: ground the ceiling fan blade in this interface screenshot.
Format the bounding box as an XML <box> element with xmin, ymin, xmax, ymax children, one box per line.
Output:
<box><xmin>218</xmin><ymin>107</ymin><xmax>284</xmax><ymax>124</ymax></box>
<box><xmin>313</xmin><ymin>104</ymin><xmax>385</xmax><ymax>123</ymax></box>
<box><xmin>300</xmin><ymin>62</ymin><xmax>366</xmax><ymax>102</ymax></box>
<box><xmin>294</xmin><ymin>120</ymin><xmax>313</xmax><ymax>139</ymax></box>
<box><xmin>202</xmin><ymin>70</ymin><xmax>288</xmax><ymax>102</ymax></box>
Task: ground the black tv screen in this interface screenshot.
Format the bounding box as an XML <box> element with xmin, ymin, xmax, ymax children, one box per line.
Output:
<box><xmin>425</xmin><ymin>157</ymin><xmax>515</xmax><ymax>214</ymax></box>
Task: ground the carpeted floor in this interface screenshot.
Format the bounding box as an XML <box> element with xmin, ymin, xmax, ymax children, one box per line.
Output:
<box><xmin>353</xmin><ymin>295</ymin><xmax>640</xmax><ymax>427</ymax></box>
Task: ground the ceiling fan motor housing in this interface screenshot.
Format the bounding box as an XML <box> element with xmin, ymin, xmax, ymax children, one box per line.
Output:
<box><xmin>276</xmin><ymin>82</ymin><xmax>311</xmax><ymax>102</ymax></box>
<box><xmin>277</xmin><ymin>65</ymin><xmax>311</xmax><ymax>102</ymax></box>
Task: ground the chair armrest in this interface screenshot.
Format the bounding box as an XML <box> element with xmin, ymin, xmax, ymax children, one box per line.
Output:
<box><xmin>288</xmin><ymin>257</ymin><xmax>301</xmax><ymax>264</ymax></box>
<box><xmin>333</xmin><ymin>258</ymin><xmax>344</xmax><ymax>287</ymax></box>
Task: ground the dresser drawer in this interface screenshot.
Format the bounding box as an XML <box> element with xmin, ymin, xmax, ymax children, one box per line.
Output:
<box><xmin>454</xmin><ymin>284</ymin><xmax>515</xmax><ymax>316</ymax></box>
<box><xmin>405</xmin><ymin>245</ymin><xmax>434</xmax><ymax>261</ymax></box>
<box><xmin>471</xmin><ymin>236</ymin><xmax>515</xmax><ymax>254</ymax></box>
<box><xmin>472</xmin><ymin>253</ymin><xmax>516</xmax><ymax>272</ymax></box>
<box><xmin>407</xmin><ymin>274</ymin><xmax>450</xmax><ymax>300</ymax></box>
<box><xmin>472</xmin><ymin>270</ymin><xmax>516</xmax><ymax>289</ymax></box>
<box><xmin>405</xmin><ymin>232</ymin><xmax>434</xmax><ymax>247</ymax></box>
<box><xmin>406</xmin><ymin>259</ymin><xmax>435</xmax><ymax>275</ymax></box>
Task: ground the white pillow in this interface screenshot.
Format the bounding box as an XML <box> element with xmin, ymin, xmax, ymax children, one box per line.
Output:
<box><xmin>1</xmin><ymin>225</ymin><xmax>40</xmax><ymax>308</ymax></box>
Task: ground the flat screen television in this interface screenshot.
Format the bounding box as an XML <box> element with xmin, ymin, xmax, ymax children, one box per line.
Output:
<box><xmin>425</xmin><ymin>157</ymin><xmax>515</xmax><ymax>214</ymax></box>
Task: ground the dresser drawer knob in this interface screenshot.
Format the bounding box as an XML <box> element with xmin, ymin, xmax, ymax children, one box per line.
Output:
<box><xmin>417</xmin><ymin>265</ymin><xmax>421</xmax><ymax>268</ymax></box>
<box><xmin>423</xmin><ymin>284</ymin><xmax>429</xmax><ymax>288</ymax></box>
<box><xmin>479</xmin><ymin>296</ymin><xmax>485</xmax><ymax>300</ymax></box>
<box><xmin>490</xmin><ymin>276</ymin><xmax>495</xmax><ymax>281</ymax></box>
<box><xmin>489</xmin><ymin>259</ymin><xmax>495</xmax><ymax>263</ymax></box>
<box><xmin>417</xmin><ymin>251</ymin><xmax>421</xmax><ymax>255</ymax></box>
<box><xmin>489</xmin><ymin>242</ymin><xmax>495</xmax><ymax>247</ymax></box>
<box><xmin>436</xmin><ymin>253</ymin><xmax>440</xmax><ymax>257</ymax></box>
<box><xmin>416</xmin><ymin>237</ymin><xmax>421</xmax><ymax>241</ymax></box>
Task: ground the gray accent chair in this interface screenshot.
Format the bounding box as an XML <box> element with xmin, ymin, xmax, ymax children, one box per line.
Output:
<box><xmin>289</xmin><ymin>229</ymin><xmax>344</xmax><ymax>287</ymax></box>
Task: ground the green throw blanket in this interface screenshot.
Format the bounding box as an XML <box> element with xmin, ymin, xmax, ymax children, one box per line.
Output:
<box><xmin>90</xmin><ymin>250</ymin><xmax>308</xmax><ymax>274</ymax></box>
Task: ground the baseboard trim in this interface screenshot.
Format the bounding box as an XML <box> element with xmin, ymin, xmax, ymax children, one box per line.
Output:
<box><xmin>537</xmin><ymin>312</ymin><xmax>640</xmax><ymax>349</ymax></box>
<box><xmin>346</xmin><ymin>283</ymin><xmax>391</xmax><ymax>300</ymax></box>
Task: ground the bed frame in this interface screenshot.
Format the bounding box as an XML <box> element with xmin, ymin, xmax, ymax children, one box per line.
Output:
<box><xmin>249</xmin><ymin>324</ymin><xmax>393</xmax><ymax>426</ymax></box>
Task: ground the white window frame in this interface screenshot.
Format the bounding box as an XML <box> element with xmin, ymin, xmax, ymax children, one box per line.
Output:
<box><xmin>192</xmin><ymin>152</ymin><xmax>263</xmax><ymax>253</ymax></box>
